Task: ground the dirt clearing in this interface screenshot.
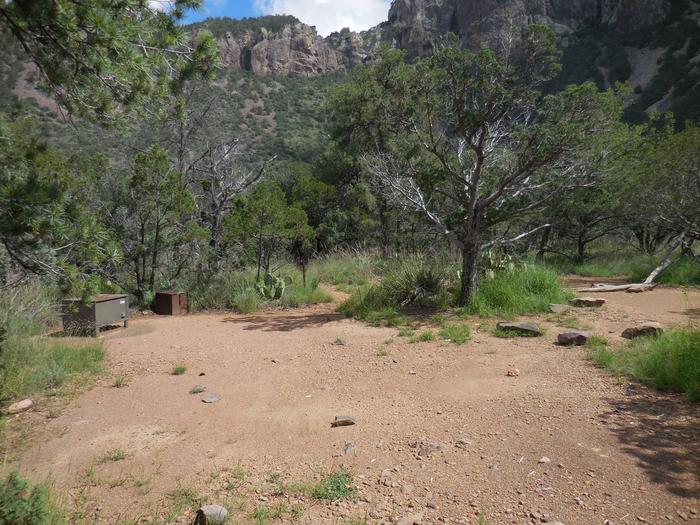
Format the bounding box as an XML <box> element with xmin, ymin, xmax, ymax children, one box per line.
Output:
<box><xmin>7</xmin><ymin>285</ymin><xmax>700</xmax><ymax>524</ymax></box>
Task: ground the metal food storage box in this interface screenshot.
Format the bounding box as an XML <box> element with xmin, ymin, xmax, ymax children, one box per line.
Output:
<box><xmin>61</xmin><ymin>294</ymin><xmax>129</xmax><ymax>336</ymax></box>
<box><xmin>154</xmin><ymin>291</ymin><xmax>188</xmax><ymax>315</ymax></box>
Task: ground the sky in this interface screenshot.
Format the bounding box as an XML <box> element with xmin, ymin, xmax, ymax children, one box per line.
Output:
<box><xmin>178</xmin><ymin>0</ymin><xmax>392</xmax><ymax>36</ymax></box>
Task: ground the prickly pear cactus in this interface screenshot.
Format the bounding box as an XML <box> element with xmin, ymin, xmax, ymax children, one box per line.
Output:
<box><xmin>256</xmin><ymin>274</ymin><xmax>286</xmax><ymax>300</ymax></box>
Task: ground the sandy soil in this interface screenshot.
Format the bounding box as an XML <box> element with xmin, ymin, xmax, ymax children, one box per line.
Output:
<box><xmin>6</xmin><ymin>283</ymin><xmax>700</xmax><ymax>525</ymax></box>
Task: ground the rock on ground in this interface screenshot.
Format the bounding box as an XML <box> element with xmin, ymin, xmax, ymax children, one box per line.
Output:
<box><xmin>496</xmin><ymin>322</ymin><xmax>542</xmax><ymax>336</ymax></box>
<box><xmin>570</xmin><ymin>297</ymin><xmax>606</xmax><ymax>307</ymax></box>
<box><xmin>193</xmin><ymin>504</ymin><xmax>228</xmax><ymax>525</ymax></box>
<box><xmin>6</xmin><ymin>399</ymin><xmax>33</xmax><ymax>414</ymax></box>
<box><xmin>549</xmin><ymin>303</ymin><xmax>571</xmax><ymax>314</ymax></box>
<box><xmin>557</xmin><ymin>331</ymin><xmax>589</xmax><ymax>346</ymax></box>
<box><xmin>331</xmin><ymin>415</ymin><xmax>355</xmax><ymax>427</ymax></box>
<box><xmin>621</xmin><ymin>322</ymin><xmax>664</xmax><ymax>339</ymax></box>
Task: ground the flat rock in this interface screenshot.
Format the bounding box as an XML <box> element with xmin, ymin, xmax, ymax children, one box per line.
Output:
<box><xmin>416</xmin><ymin>440</ymin><xmax>443</xmax><ymax>457</ymax></box>
<box><xmin>557</xmin><ymin>331</ymin><xmax>589</xmax><ymax>346</ymax></box>
<box><xmin>202</xmin><ymin>394</ymin><xmax>221</xmax><ymax>403</ymax></box>
<box><xmin>506</xmin><ymin>368</ymin><xmax>520</xmax><ymax>377</ymax></box>
<box><xmin>496</xmin><ymin>322</ymin><xmax>542</xmax><ymax>336</ymax></box>
<box><xmin>622</xmin><ymin>322</ymin><xmax>664</xmax><ymax>339</ymax></box>
<box><xmin>549</xmin><ymin>303</ymin><xmax>571</xmax><ymax>314</ymax></box>
<box><xmin>331</xmin><ymin>415</ymin><xmax>355</xmax><ymax>427</ymax></box>
<box><xmin>193</xmin><ymin>504</ymin><xmax>229</xmax><ymax>525</ymax></box>
<box><xmin>397</xmin><ymin>513</ymin><xmax>423</xmax><ymax>525</ymax></box>
<box><xmin>6</xmin><ymin>399</ymin><xmax>33</xmax><ymax>414</ymax></box>
<box><xmin>570</xmin><ymin>297</ymin><xmax>605</xmax><ymax>307</ymax></box>
<box><xmin>343</xmin><ymin>442</ymin><xmax>357</xmax><ymax>455</ymax></box>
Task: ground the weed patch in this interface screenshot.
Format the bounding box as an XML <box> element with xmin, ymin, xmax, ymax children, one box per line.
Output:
<box><xmin>439</xmin><ymin>324</ymin><xmax>471</xmax><ymax>344</ymax></box>
<box><xmin>311</xmin><ymin>470</ymin><xmax>354</xmax><ymax>501</ymax></box>
<box><xmin>590</xmin><ymin>329</ymin><xmax>700</xmax><ymax>401</ymax></box>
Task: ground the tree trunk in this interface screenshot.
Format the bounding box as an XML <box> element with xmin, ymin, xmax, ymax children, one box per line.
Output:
<box><xmin>458</xmin><ymin>239</ymin><xmax>480</xmax><ymax>306</ymax></box>
<box><xmin>643</xmin><ymin>232</ymin><xmax>685</xmax><ymax>285</ymax></box>
<box><xmin>302</xmin><ymin>264</ymin><xmax>307</xmax><ymax>288</ymax></box>
<box><xmin>536</xmin><ymin>224</ymin><xmax>551</xmax><ymax>262</ymax></box>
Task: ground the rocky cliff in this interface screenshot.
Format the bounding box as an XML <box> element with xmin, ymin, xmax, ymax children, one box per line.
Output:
<box><xmin>213</xmin><ymin>20</ymin><xmax>366</xmax><ymax>76</ymax></box>
<box><xmin>203</xmin><ymin>1</ymin><xmax>671</xmax><ymax>77</ymax></box>
<box><xmin>384</xmin><ymin>0</ymin><xmax>668</xmax><ymax>58</ymax></box>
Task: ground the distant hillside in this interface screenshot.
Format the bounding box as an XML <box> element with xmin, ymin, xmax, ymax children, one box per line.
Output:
<box><xmin>2</xmin><ymin>0</ymin><xmax>698</xmax><ymax>153</ymax></box>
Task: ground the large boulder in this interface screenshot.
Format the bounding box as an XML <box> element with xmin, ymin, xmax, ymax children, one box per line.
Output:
<box><xmin>621</xmin><ymin>322</ymin><xmax>664</xmax><ymax>339</ymax></box>
<box><xmin>557</xmin><ymin>331</ymin><xmax>589</xmax><ymax>346</ymax></box>
<box><xmin>570</xmin><ymin>297</ymin><xmax>606</xmax><ymax>307</ymax></box>
<box><xmin>5</xmin><ymin>399</ymin><xmax>33</xmax><ymax>414</ymax></box>
<box><xmin>496</xmin><ymin>322</ymin><xmax>542</xmax><ymax>336</ymax></box>
<box><xmin>193</xmin><ymin>505</ymin><xmax>229</xmax><ymax>525</ymax></box>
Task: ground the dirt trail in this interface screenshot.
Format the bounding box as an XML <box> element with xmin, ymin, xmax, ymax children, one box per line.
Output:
<box><xmin>7</xmin><ymin>285</ymin><xmax>700</xmax><ymax>524</ymax></box>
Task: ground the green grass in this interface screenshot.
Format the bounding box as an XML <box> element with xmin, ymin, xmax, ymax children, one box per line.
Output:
<box><xmin>112</xmin><ymin>375</ymin><xmax>129</xmax><ymax>388</ymax></box>
<box><xmin>463</xmin><ymin>265</ymin><xmax>573</xmax><ymax>318</ymax></box>
<box><xmin>547</xmin><ymin>252</ymin><xmax>700</xmax><ymax>286</ymax></box>
<box><xmin>492</xmin><ymin>326</ymin><xmax>541</xmax><ymax>338</ymax></box>
<box><xmin>97</xmin><ymin>448</ymin><xmax>127</xmax><ymax>464</ymax></box>
<box><xmin>0</xmin><ymin>283</ymin><xmax>105</xmax><ymax>405</ymax></box>
<box><xmin>171</xmin><ymin>365</ymin><xmax>187</xmax><ymax>376</ymax></box>
<box><xmin>397</xmin><ymin>327</ymin><xmax>416</xmax><ymax>337</ymax></box>
<box><xmin>409</xmin><ymin>330</ymin><xmax>435</xmax><ymax>343</ymax></box>
<box><xmin>0</xmin><ymin>471</ymin><xmax>66</xmax><ymax>525</ymax></box>
<box><xmin>438</xmin><ymin>323</ymin><xmax>471</xmax><ymax>344</ymax></box>
<box><xmin>308</xmin><ymin>252</ymin><xmax>376</xmax><ymax>291</ymax></box>
<box><xmin>590</xmin><ymin>329</ymin><xmax>700</xmax><ymax>401</ymax></box>
<box><xmin>188</xmin><ymin>266</ymin><xmax>333</xmax><ymax>313</ymax></box>
<box><xmin>310</xmin><ymin>470</ymin><xmax>355</xmax><ymax>501</ymax></box>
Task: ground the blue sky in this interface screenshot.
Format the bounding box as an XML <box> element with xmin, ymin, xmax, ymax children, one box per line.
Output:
<box><xmin>179</xmin><ymin>0</ymin><xmax>391</xmax><ymax>36</ymax></box>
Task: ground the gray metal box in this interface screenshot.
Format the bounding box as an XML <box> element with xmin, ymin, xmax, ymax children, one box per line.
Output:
<box><xmin>61</xmin><ymin>294</ymin><xmax>129</xmax><ymax>336</ymax></box>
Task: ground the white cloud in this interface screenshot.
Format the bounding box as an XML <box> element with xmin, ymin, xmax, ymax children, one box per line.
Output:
<box><xmin>254</xmin><ymin>0</ymin><xmax>390</xmax><ymax>36</ymax></box>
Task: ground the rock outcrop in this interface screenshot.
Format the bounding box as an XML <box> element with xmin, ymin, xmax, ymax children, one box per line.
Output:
<box><xmin>216</xmin><ymin>22</ymin><xmax>367</xmax><ymax>76</ymax></box>
<box><xmin>385</xmin><ymin>0</ymin><xmax>667</xmax><ymax>58</ymax></box>
<box><xmin>209</xmin><ymin>0</ymin><xmax>669</xmax><ymax>77</ymax></box>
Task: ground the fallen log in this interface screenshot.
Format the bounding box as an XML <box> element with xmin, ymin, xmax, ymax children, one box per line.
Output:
<box><xmin>574</xmin><ymin>283</ymin><xmax>657</xmax><ymax>293</ymax></box>
<box><xmin>573</xmin><ymin>233</ymin><xmax>686</xmax><ymax>293</ymax></box>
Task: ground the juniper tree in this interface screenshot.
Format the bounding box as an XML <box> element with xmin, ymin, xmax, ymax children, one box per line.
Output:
<box><xmin>331</xmin><ymin>27</ymin><xmax>624</xmax><ymax>304</ymax></box>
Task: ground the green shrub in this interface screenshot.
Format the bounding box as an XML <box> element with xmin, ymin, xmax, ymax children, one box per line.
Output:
<box><xmin>439</xmin><ymin>323</ymin><xmax>471</xmax><ymax>344</ymax></box>
<box><xmin>590</xmin><ymin>329</ymin><xmax>700</xmax><ymax>401</ymax></box>
<box><xmin>464</xmin><ymin>265</ymin><xmax>572</xmax><ymax>317</ymax></box>
<box><xmin>171</xmin><ymin>365</ymin><xmax>187</xmax><ymax>376</ymax></box>
<box><xmin>0</xmin><ymin>471</ymin><xmax>66</xmax><ymax>525</ymax></box>
<box><xmin>311</xmin><ymin>470</ymin><xmax>354</xmax><ymax>501</ymax></box>
<box><xmin>308</xmin><ymin>252</ymin><xmax>376</xmax><ymax>291</ymax></box>
<box><xmin>409</xmin><ymin>330</ymin><xmax>435</xmax><ymax>343</ymax></box>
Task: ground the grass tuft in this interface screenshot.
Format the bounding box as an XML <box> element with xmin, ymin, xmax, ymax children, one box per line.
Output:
<box><xmin>97</xmin><ymin>448</ymin><xmax>127</xmax><ymax>464</ymax></box>
<box><xmin>439</xmin><ymin>323</ymin><xmax>471</xmax><ymax>344</ymax></box>
<box><xmin>409</xmin><ymin>330</ymin><xmax>435</xmax><ymax>343</ymax></box>
<box><xmin>590</xmin><ymin>329</ymin><xmax>700</xmax><ymax>401</ymax></box>
<box><xmin>311</xmin><ymin>470</ymin><xmax>355</xmax><ymax>501</ymax></box>
<box><xmin>171</xmin><ymin>365</ymin><xmax>187</xmax><ymax>376</ymax></box>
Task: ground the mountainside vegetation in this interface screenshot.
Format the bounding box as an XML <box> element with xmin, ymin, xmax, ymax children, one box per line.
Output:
<box><xmin>0</xmin><ymin>0</ymin><xmax>696</xmax><ymax>387</ymax></box>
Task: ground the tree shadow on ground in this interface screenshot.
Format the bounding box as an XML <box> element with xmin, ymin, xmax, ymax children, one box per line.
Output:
<box><xmin>601</xmin><ymin>385</ymin><xmax>700</xmax><ymax>498</ymax></box>
<box><xmin>221</xmin><ymin>312</ymin><xmax>346</xmax><ymax>332</ymax></box>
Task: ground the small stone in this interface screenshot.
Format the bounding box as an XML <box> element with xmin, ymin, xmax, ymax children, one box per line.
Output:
<box><xmin>331</xmin><ymin>415</ymin><xmax>355</xmax><ymax>428</ymax></box>
<box><xmin>538</xmin><ymin>456</ymin><xmax>551</xmax><ymax>464</ymax></box>
<box><xmin>417</xmin><ymin>441</ymin><xmax>443</xmax><ymax>457</ymax></box>
<box><xmin>6</xmin><ymin>398</ymin><xmax>33</xmax><ymax>414</ymax></box>
<box><xmin>271</xmin><ymin>358</ymin><xmax>281</xmax><ymax>363</ymax></box>
<box><xmin>343</xmin><ymin>442</ymin><xmax>357</xmax><ymax>455</ymax></box>
<box><xmin>549</xmin><ymin>304</ymin><xmax>571</xmax><ymax>314</ymax></box>
<box><xmin>193</xmin><ymin>504</ymin><xmax>229</xmax><ymax>525</ymax></box>
<box><xmin>621</xmin><ymin>323</ymin><xmax>664</xmax><ymax>339</ymax></box>
<box><xmin>202</xmin><ymin>394</ymin><xmax>220</xmax><ymax>403</ymax></box>
<box><xmin>380</xmin><ymin>469</ymin><xmax>391</xmax><ymax>484</ymax></box>
<box><xmin>396</xmin><ymin>513</ymin><xmax>423</xmax><ymax>525</ymax></box>
<box><xmin>506</xmin><ymin>368</ymin><xmax>520</xmax><ymax>377</ymax></box>
<box><xmin>198</xmin><ymin>372</ymin><xmax>205</xmax><ymax>376</ymax></box>
<box><xmin>574</xmin><ymin>496</ymin><xmax>584</xmax><ymax>506</ymax></box>
<box><xmin>401</xmin><ymin>484</ymin><xmax>414</xmax><ymax>495</ymax></box>
<box><xmin>426</xmin><ymin>500</ymin><xmax>437</xmax><ymax>509</ymax></box>
<box><xmin>557</xmin><ymin>331</ymin><xmax>589</xmax><ymax>346</ymax></box>
<box><xmin>496</xmin><ymin>322</ymin><xmax>542</xmax><ymax>336</ymax></box>
<box><xmin>637</xmin><ymin>517</ymin><xmax>646</xmax><ymax>523</ymax></box>
<box><xmin>677</xmin><ymin>510</ymin><xmax>689</xmax><ymax>521</ymax></box>
<box><xmin>190</xmin><ymin>386</ymin><xmax>206</xmax><ymax>395</ymax></box>
<box><xmin>455</xmin><ymin>437</ymin><xmax>472</xmax><ymax>447</ymax></box>
<box><xmin>570</xmin><ymin>297</ymin><xmax>605</xmax><ymax>307</ymax></box>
